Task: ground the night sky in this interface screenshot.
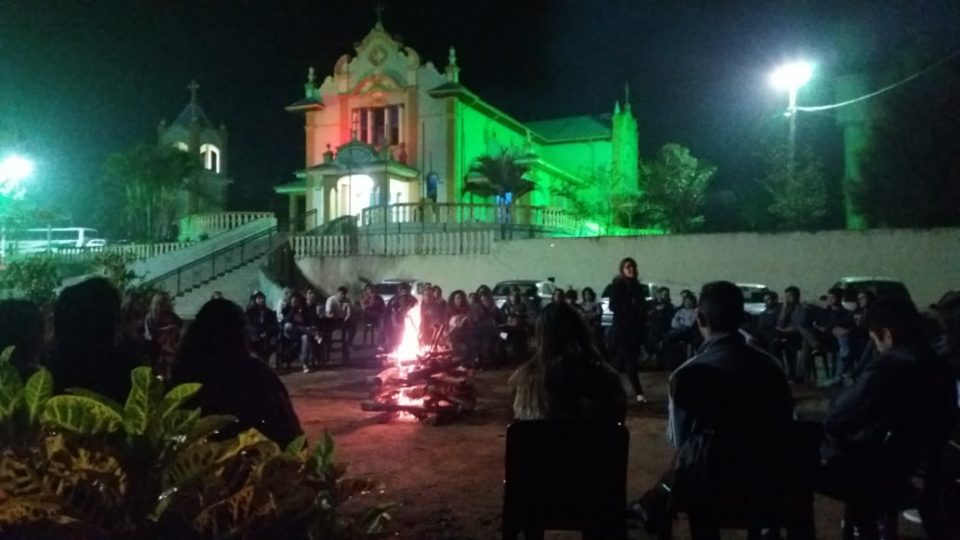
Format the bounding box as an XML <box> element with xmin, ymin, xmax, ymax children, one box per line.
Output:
<box><xmin>1</xmin><ymin>1</ymin><xmax>955</xmax><ymax>225</ymax></box>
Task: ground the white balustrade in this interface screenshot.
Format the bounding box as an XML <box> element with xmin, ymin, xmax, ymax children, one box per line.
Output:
<box><xmin>179</xmin><ymin>212</ymin><xmax>275</xmax><ymax>241</ymax></box>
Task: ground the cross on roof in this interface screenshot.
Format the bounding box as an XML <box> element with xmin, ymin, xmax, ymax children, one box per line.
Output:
<box><xmin>188</xmin><ymin>80</ymin><xmax>199</xmax><ymax>104</ymax></box>
<box><xmin>374</xmin><ymin>3</ymin><xmax>384</xmax><ymax>25</ymax></box>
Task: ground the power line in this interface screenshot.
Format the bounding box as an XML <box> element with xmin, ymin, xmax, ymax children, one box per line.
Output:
<box><xmin>795</xmin><ymin>49</ymin><xmax>960</xmax><ymax>112</ymax></box>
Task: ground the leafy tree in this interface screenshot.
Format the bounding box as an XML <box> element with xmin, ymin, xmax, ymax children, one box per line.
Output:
<box><xmin>641</xmin><ymin>143</ymin><xmax>715</xmax><ymax>233</ymax></box>
<box><xmin>98</xmin><ymin>144</ymin><xmax>201</xmax><ymax>242</ymax></box>
<box><xmin>551</xmin><ymin>166</ymin><xmax>643</xmax><ymax>232</ymax></box>
<box><xmin>462</xmin><ymin>150</ymin><xmax>534</xmax><ymax>238</ymax></box>
<box><xmin>91</xmin><ymin>251</ymin><xmax>141</xmax><ymax>294</ymax></box>
<box><xmin>854</xmin><ymin>65</ymin><xmax>960</xmax><ymax>228</ymax></box>
<box><xmin>762</xmin><ymin>144</ymin><xmax>829</xmax><ymax>231</ymax></box>
<box><xmin>0</xmin><ymin>257</ymin><xmax>60</xmax><ymax>305</ymax></box>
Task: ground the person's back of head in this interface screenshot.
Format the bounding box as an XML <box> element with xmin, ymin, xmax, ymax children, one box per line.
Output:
<box><xmin>173</xmin><ymin>298</ymin><xmax>248</xmax><ymax>384</ymax></box>
<box><xmin>0</xmin><ymin>299</ymin><xmax>44</xmax><ymax>376</ymax></box>
<box><xmin>519</xmin><ymin>302</ymin><xmax>621</xmax><ymax>420</ymax></box>
<box><xmin>53</xmin><ymin>277</ymin><xmax>125</xmax><ymax>396</ymax></box>
<box><xmin>934</xmin><ymin>291</ymin><xmax>960</xmax><ymax>361</ymax></box>
<box><xmin>864</xmin><ymin>296</ymin><xmax>926</xmax><ymax>351</ymax></box>
<box><xmin>697</xmin><ymin>281</ymin><xmax>745</xmax><ymax>335</ymax></box>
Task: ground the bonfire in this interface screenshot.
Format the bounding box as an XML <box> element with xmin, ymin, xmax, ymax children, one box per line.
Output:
<box><xmin>361</xmin><ymin>304</ymin><xmax>476</xmax><ymax>424</ymax></box>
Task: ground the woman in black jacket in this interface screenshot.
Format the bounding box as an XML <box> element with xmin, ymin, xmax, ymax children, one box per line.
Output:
<box><xmin>608</xmin><ymin>257</ymin><xmax>648</xmax><ymax>403</ymax></box>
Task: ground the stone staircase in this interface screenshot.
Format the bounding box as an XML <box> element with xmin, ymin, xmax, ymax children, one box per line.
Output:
<box><xmin>172</xmin><ymin>255</ymin><xmax>267</xmax><ymax>320</ymax></box>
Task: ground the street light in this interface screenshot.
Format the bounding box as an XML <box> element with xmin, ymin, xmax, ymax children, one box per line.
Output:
<box><xmin>770</xmin><ymin>61</ymin><xmax>813</xmax><ymax>186</ymax></box>
<box><xmin>0</xmin><ymin>154</ymin><xmax>35</xmax><ymax>261</ymax></box>
<box><xmin>0</xmin><ymin>154</ymin><xmax>34</xmax><ymax>197</ymax></box>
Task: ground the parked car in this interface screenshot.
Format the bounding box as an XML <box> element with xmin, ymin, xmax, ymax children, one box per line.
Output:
<box><xmin>371</xmin><ymin>278</ymin><xmax>428</xmax><ymax>305</ymax></box>
<box><xmin>599</xmin><ymin>281</ymin><xmax>655</xmax><ymax>327</ymax></box>
<box><xmin>491</xmin><ymin>279</ymin><xmax>558</xmax><ymax>312</ymax></box>
<box><xmin>737</xmin><ymin>283</ymin><xmax>772</xmax><ymax>317</ymax></box>
<box><xmin>831</xmin><ymin>276</ymin><xmax>911</xmax><ymax>311</ymax></box>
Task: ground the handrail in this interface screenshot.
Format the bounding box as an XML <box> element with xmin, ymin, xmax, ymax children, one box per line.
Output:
<box><xmin>142</xmin><ymin>224</ymin><xmax>283</xmax><ymax>297</ymax></box>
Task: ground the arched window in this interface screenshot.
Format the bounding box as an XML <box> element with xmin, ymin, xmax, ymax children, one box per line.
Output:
<box><xmin>200</xmin><ymin>144</ymin><xmax>221</xmax><ymax>174</ymax></box>
<box><xmin>173</xmin><ymin>142</ymin><xmax>189</xmax><ymax>152</ymax></box>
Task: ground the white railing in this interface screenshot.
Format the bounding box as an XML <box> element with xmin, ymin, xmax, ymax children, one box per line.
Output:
<box><xmin>290</xmin><ymin>229</ymin><xmax>495</xmax><ymax>258</ymax></box>
<box><xmin>48</xmin><ymin>242</ymin><xmax>193</xmax><ymax>262</ymax></box>
<box><xmin>291</xmin><ymin>235</ymin><xmax>352</xmax><ymax>257</ymax></box>
<box><xmin>360</xmin><ymin>203</ymin><xmax>583</xmax><ymax>234</ymax></box>
<box><xmin>136</xmin><ymin>216</ymin><xmax>277</xmax><ymax>284</ymax></box>
<box><xmin>178</xmin><ymin>212</ymin><xmax>275</xmax><ymax>241</ymax></box>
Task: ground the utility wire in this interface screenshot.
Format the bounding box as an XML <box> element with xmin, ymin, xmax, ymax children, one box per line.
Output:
<box><xmin>794</xmin><ymin>48</ymin><xmax>960</xmax><ymax>112</ymax></box>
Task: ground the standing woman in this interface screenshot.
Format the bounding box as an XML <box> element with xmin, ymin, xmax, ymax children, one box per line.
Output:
<box><xmin>144</xmin><ymin>291</ymin><xmax>183</xmax><ymax>378</ymax></box>
<box><xmin>608</xmin><ymin>257</ymin><xmax>648</xmax><ymax>403</ymax></box>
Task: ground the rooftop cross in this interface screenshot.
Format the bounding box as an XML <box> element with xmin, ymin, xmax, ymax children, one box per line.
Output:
<box><xmin>188</xmin><ymin>80</ymin><xmax>200</xmax><ymax>104</ymax></box>
<box><xmin>374</xmin><ymin>3</ymin><xmax>384</xmax><ymax>26</ymax></box>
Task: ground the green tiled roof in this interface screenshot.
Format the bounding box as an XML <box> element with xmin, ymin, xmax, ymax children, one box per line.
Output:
<box><xmin>274</xmin><ymin>179</ymin><xmax>306</xmax><ymax>194</ymax></box>
<box><xmin>524</xmin><ymin>115</ymin><xmax>613</xmax><ymax>142</ymax></box>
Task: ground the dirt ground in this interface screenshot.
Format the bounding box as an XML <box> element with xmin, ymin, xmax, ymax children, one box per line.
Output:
<box><xmin>281</xmin><ymin>349</ymin><xmax>926</xmax><ymax>540</ymax></box>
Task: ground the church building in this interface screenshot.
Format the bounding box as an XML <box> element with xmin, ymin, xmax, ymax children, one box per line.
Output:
<box><xmin>274</xmin><ymin>15</ymin><xmax>639</xmax><ymax>230</ymax></box>
<box><xmin>158</xmin><ymin>81</ymin><xmax>232</xmax><ymax>219</ymax></box>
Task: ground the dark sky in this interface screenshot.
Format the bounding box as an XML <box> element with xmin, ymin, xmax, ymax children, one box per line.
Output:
<box><xmin>1</xmin><ymin>0</ymin><xmax>955</xmax><ymax>223</ymax></box>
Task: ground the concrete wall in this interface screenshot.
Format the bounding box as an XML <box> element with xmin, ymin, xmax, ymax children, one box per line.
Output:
<box><xmin>297</xmin><ymin>228</ymin><xmax>960</xmax><ymax>307</ymax></box>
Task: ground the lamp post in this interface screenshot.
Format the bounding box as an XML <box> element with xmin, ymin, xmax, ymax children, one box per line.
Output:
<box><xmin>0</xmin><ymin>154</ymin><xmax>34</xmax><ymax>261</ymax></box>
<box><xmin>770</xmin><ymin>61</ymin><xmax>813</xmax><ymax>183</ymax></box>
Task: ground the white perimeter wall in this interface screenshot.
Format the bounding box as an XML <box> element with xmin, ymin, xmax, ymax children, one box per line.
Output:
<box><xmin>297</xmin><ymin>228</ymin><xmax>960</xmax><ymax>307</ymax></box>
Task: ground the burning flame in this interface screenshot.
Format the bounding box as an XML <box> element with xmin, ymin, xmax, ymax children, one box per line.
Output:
<box><xmin>389</xmin><ymin>306</ymin><xmax>425</xmax><ymax>408</ymax></box>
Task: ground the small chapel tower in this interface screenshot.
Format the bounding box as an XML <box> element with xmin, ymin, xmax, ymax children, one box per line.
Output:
<box><xmin>157</xmin><ymin>80</ymin><xmax>232</xmax><ymax>216</ymax></box>
<box><xmin>611</xmin><ymin>83</ymin><xmax>639</xmax><ymax>191</ymax></box>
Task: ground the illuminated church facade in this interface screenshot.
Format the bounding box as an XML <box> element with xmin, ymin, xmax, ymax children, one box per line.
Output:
<box><xmin>274</xmin><ymin>18</ymin><xmax>639</xmax><ymax>228</ymax></box>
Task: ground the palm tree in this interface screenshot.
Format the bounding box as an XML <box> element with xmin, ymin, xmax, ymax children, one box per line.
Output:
<box><xmin>462</xmin><ymin>151</ymin><xmax>534</xmax><ymax>238</ymax></box>
<box><xmin>100</xmin><ymin>144</ymin><xmax>201</xmax><ymax>241</ymax></box>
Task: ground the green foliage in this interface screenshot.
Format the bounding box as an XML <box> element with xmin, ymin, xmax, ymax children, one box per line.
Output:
<box><xmin>552</xmin><ymin>166</ymin><xmax>643</xmax><ymax>232</ymax></box>
<box><xmin>0</xmin><ymin>256</ymin><xmax>61</xmax><ymax>305</ymax></box>
<box><xmin>641</xmin><ymin>143</ymin><xmax>715</xmax><ymax>233</ymax></box>
<box><xmin>762</xmin><ymin>144</ymin><xmax>829</xmax><ymax>231</ymax></box>
<box><xmin>463</xmin><ymin>150</ymin><xmax>534</xmax><ymax>201</ymax></box>
<box><xmin>97</xmin><ymin>143</ymin><xmax>201</xmax><ymax>242</ymax></box>
<box><xmin>0</xmin><ymin>356</ymin><xmax>390</xmax><ymax>540</ymax></box>
<box><xmin>91</xmin><ymin>251</ymin><xmax>141</xmax><ymax>293</ymax></box>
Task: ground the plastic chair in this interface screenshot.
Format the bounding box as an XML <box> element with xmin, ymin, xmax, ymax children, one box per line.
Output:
<box><xmin>502</xmin><ymin>420</ymin><xmax>629</xmax><ymax>540</ymax></box>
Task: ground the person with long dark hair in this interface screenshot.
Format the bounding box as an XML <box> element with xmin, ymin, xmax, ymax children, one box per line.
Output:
<box><xmin>509</xmin><ymin>302</ymin><xmax>625</xmax><ymax>422</ymax></box>
<box><xmin>172</xmin><ymin>298</ymin><xmax>302</xmax><ymax>446</ymax></box>
<box><xmin>608</xmin><ymin>257</ymin><xmax>648</xmax><ymax>403</ymax></box>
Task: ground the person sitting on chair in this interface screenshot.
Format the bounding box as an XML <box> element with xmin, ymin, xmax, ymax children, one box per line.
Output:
<box><xmin>630</xmin><ymin>281</ymin><xmax>795</xmax><ymax>538</ymax></box>
<box><xmin>817</xmin><ymin>297</ymin><xmax>957</xmax><ymax>539</ymax></box>
<box><xmin>510</xmin><ymin>302</ymin><xmax>625</xmax><ymax>422</ymax></box>
<box><xmin>246</xmin><ymin>291</ymin><xmax>278</xmax><ymax>363</ymax></box>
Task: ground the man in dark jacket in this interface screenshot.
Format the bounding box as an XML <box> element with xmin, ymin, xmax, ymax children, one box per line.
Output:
<box><xmin>819</xmin><ymin>297</ymin><xmax>957</xmax><ymax>538</ymax></box>
<box><xmin>631</xmin><ymin>281</ymin><xmax>796</xmax><ymax>538</ymax></box>
<box><xmin>609</xmin><ymin>257</ymin><xmax>648</xmax><ymax>403</ymax></box>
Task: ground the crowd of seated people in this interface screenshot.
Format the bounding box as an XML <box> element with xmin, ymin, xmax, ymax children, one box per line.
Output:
<box><xmin>748</xmin><ymin>285</ymin><xmax>879</xmax><ymax>386</ymax></box>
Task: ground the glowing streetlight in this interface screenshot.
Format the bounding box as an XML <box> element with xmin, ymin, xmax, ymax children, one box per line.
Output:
<box><xmin>0</xmin><ymin>155</ymin><xmax>34</xmax><ymax>197</ymax></box>
<box><xmin>770</xmin><ymin>61</ymin><xmax>813</xmax><ymax>187</ymax></box>
<box><xmin>0</xmin><ymin>154</ymin><xmax>35</xmax><ymax>261</ymax></box>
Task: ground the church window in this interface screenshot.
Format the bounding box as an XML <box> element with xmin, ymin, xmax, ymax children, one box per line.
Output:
<box><xmin>173</xmin><ymin>142</ymin><xmax>189</xmax><ymax>152</ymax></box>
<box><xmin>351</xmin><ymin>105</ymin><xmax>403</xmax><ymax>146</ymax></box>
<box><xmin>200</xmin><ymin>144</ymin><xmax>221</xmax><ymax>174</ymax></box>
